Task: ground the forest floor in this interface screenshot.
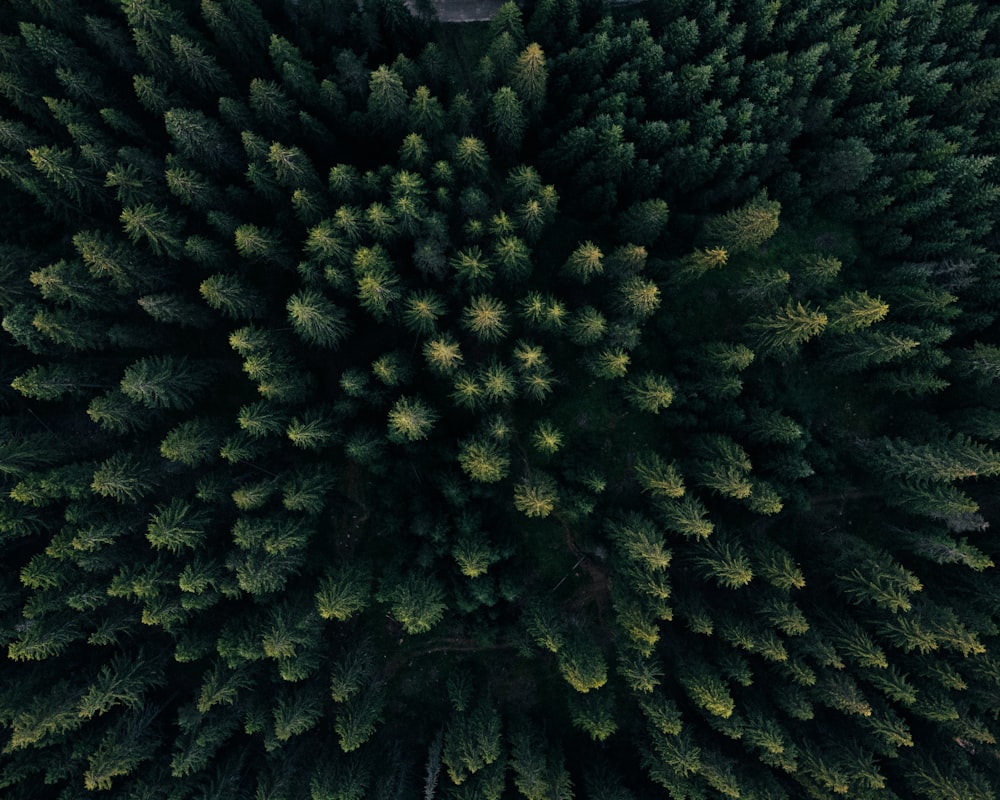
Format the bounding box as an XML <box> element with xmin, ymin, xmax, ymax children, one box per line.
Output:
<box><xmin>407</xmin><ymin>0</ymin><xmax>646</xmax><ymax>21</ymax></box>
<box><xmin>406</xmin><ymin>0</ymin><xmax>506</xmax><ymax>22</ymax></box>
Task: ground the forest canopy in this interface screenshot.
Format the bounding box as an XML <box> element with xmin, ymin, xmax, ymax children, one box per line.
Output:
<box><xmin>2</xmin><ymin>0</ymin><xmax>1000</xmax><ymax>798</ymax></box>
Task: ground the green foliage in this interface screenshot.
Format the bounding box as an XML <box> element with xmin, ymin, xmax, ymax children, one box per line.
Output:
<box><xmin>146</xmin><ymin>498</ymin><xmax>209</xmax><ymax>553</ymax></box>
<box><xmin>160</xmin><ymin>418</ymin><xmax>220</xmax><ymax>466</ymax></box>
<box><xmin>462</xmin><ymin>295</ymin><xmax>509</xmax><ymax>342</ymax></box>
<box><xmin>3</xmin><ymin>3</ymin><xmax>1000</xmax><ymax>798</ymax></box>
<box><xmin>287</xmin><ymin>289</ymin><xmax>350</xmax><ymax>348</ymax></box>
<box><xmin>750</xmin><ymin>301</ymin><xmax>828</xmax><ymax>355</ymax></box>
<box><xmin>558</xmin><ymin>634</ymin><xmax>609</xmax><ymax>693</ymax></box>
<box><xmin>681</xmin><ymin>664</ymin><xmax>735</xmax><ymax>719</ymax></box>
<box><xmin>458</xmin><ymin>437</ymin><xmax>510</xmax><ymax>483</ymax></box>
<box><xmin>120</xmin><ymin>356</ymin><xmax>211</xmax><ymax>410</ymax></box>
<box><xmin>690</xmin><ymin>534</ymin><xmax>754</xmax><ymax>589</ymax></box>
<box><xmin>625</xmin><ymin>372</ymin><xmax>674</xmax><ymax>414</ymax></box>
<box><xmin>382</xmin><ymin>575</ymin><xmax>447</xmax><ymax>635</ymax></box>
<box><xmin>513</xmin><ymin>473</ymin><xmax>557</xmax><ymax>518</ymax></box>
<box><xmin>442</xmin><ymin>702</ymin><xmax>502</xmax><ymax>785</ymax></box>
<box><xmin>317</xmin><ymin>566</ymin><xmax>371</xmax><ymax>622</ymax></box>
<box><xmin>387</xmin><ymin>395</ymin><xmax>438</xmax><ymax>443</ymax></box>
<box><xmin>570</xmin><ymin>690</ymin><xmax>618</xmax><ymax>741</ymax></box>
<box><xmin>704</xmin><ymin>191</ymin><xmax>780</xmax><ymax>253</ymax></box>
<box><xmin>634</xmin><ymin>453</ymin><xmax>685</xmax><ymax>498</ymax></box>
<box><xmin>531</xmin><ymin>420</ymin><xmax>563</xmax><ymax>455</ymax></box>
<box><xmin>488</xmin><ymin>86</ymin><xmax>526</xmax><ymax>151</ymax></box>
<box><xmin>91</xmin><ymin>452</ymin><xmax>155</xmax><ymax>503</ymax></box>
<box><xmin>424</xmin><ymin>334</ymin><xmax>464</xmax><ymax>373</ymax></box>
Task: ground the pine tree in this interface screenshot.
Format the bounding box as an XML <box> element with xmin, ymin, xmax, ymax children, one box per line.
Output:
<box><xmin>826</xmin><ymin>291</ymin><xmax>890</xmax><ymax>333</ymax></box>
<box><xmin>91</xmin><ymin>452</ymin><xmax>156</xmax><ymax>503</ymax></box>
<box><xmin>690</xmin><ymin>534</ymin><xmax>754</xmax><ymax>589</ymax></box>
<box><xmin>704</xmin><ymin>191</ymin><xmax>780</xmax><ymax>253</ymax></box>
<box><xmin>163</xmin><ymin>108</ymin><xmax>238</xmax><ymax>172</ymax></box>
<box><xmin>234</xmin><ymin>223</ymin><xmax>285</xmax><ymax>264</ymax></box>
<box><xmin>199</xmin><ymin>273</ymin><xmax>264</xmax><ymax>319</ymax></box>
<box><xmin>562</xmin><ymin>241</ymin><xmax>604</xmax><ymax>283</ymax></box>
<box><xmin>462</xmin><ymin>295</ymin><xmax>509</xmax><ymax>343</ymax></box>
<box><xmin>626</xmin><ymin>372</ymin><xmax>674</xmax><ymax>414</ymax></box>
<box><xmin>458</xmin><ymin>437</ymin><xmax>510</xmax><ymax>483</ymax></box>
<box><xmin>511</xmin><ymin>43</ymin><xmax>547</xmax><ymax>109</ymax></box>
<box><xmin>365</xmin><ymin>201</ymin><xmax>399</xmax><ymax>242</ymax></box>
<box><xmin>488</xmin><ymin>86</ymin><xmax>526</xmax><ymax>152</ymax></box>
<box><xmin>146</xmin><ymin>498</ymin><xmax>209</xmax><ymax>553</ymax></box>
<box><xmin>568</xmin><ymin>306</ymin><xmax>607</xmax><ymax>345</ymax></box>
<box><xmin>590</xmin><ymin>348</ymin><xmax>631</xmax><ymax>379</ymax></box>
<box><xmin>27</xmin><ymin>257</ymin><xmax>104</xmax><ymax>310</ymax></box>
<box><xmin>620</xmin><ymin>199</ymin><xmax>670</xmax><ymax>246</ymax></box>
<box><xmin>287</xmin><ymin>409</ymin><xmax>337</xmax><ymax>450</ymax></box>
<box><xmin>169</xmin><ymin>33</ymin><xmax>229</xmax><ymax>93</ymax></box>
<box><xmin>11</xmin><ymin>363</ymin><xmax>106</xmax><ymax>401</ymax></box>
<box><xmin>401</xmin><ymin>290</ymin><xmax>446</xmax><ymax>336</ymax></box>
<box><xmin>751</xmin><ymin>301</ymin><xmax>827</xmax><ymax>355</ymax></box>
<box><xmin>452</xmin><ymin>534</ymin><xmax>499</xmax><ymax>578</ymax></box>
<box><xmin>137</xmin><ymin>292</ymin><xmax>211</xmax><ymax>328</ymax></box>
<box><xmin>479</xmin><ymin>361</ymin><xmax>517</xmax><ymax>404</ymax></box>
<box><xmin>617</xmin><ymin>276</ymin><xmax>661</xmax><ymax>319</ymax></box>
<box><xmin>287</xmin><ymin>289</ymin><xmax>350</xmax><ymax>349</ymax></box>
<box><xmin>159</xmin><ymin>418</ymin><xmax>221</xmax><ymax>467</ymax></box>
<box><xmin>120</xmin><ymin>356</ymin><xmax>211</xmax><ymax>410</ymax></box>
<box><xmin>570</xmin><ymin>690</ymin><xmax>618</xmax><ymax>741</ymax></box>
<box><xmin>874</xmin><ymin>434</ymin><xmax>1000</xmax><ymax>483</ymax></box>
<box><xmin>454</xmin><ymin>136</ymin><xmax>490</xmax><ymax>177</ymax></box>
<box><xmin>27</xmin><ymin>145</ymin><xmax>96</xmax><ymax>205</ymax></box>
<box><xmin>83</xmin><ymin>710</ymin><xmax>158</xmax><ymax>790</ymax></box>
<box><xmin>334</xmin><ymin>689</ymin><xmax>385</xmax><ymax>752</ymax></box>
<box><xmin>442</xmin><ymin>702</ymin><xmax>503</xmax><ymax>785</ymax></box>
<box><xmin>450</xmin><ymin>246</ymin><xmax>494</xmax><ymax>287</ymax></box>
<box><xmin>408</xmin><ymin>84</ymin><xmax>445</xmax><ymax>136</ymax></box>
<box><xmin>368</xmin><ymin>65</ymin><xmax>407</xmax><ymax>131</ymax></box>
<box><xmin>681</xmin><ymin>663</ymin><xmax>735</xmax><ymax>719</ymax></box>
<box><xmin>87</xmin><ymin>389</ymin><xmax>156</xmax><ymax>433</ymax></box>
<box><xmin>355</xmin><ymin>257</ymin><xmax>401</xmax><ymax>320</ymax></box>
<box><xmin>634</xmin><ymin>453</ymin><xmax>685</xmax><ymax>498</ymax></box>
<box><xmin>387</xmin><ymin>396</ymin><xmax>438</xmax><ymax>443</ymax></box>
<box><xmin>424</xmin><ymin>335</ymin><xmax>464</xmax><ymax>374</ymax></box>
<box><xmin>383</xmin><ymin>575</ymin><xmax>447</xmax><ymax>635</ymax></box>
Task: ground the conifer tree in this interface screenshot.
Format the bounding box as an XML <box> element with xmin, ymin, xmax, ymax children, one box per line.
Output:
<box><xmin>704</xmin><ymin>191</ymin><xmax>780</xmax><ymax>253</ymax></box>
<box><xmin>462</xmin><ymin>295</ymin><xmax>509</xmax><ymax>343</ymax></box>
<box><xmin>488</xmin><ymin>86</ymin><xmax>526</xmax><ymax>152</ymax></box>
<box><xmin>458</xmin><ymin>437</ymin><xmax>510</xmax><ymax>483</ymax></box>
<box><xmin>120</xmin><ymin>356</ymin><xmax>212</xmax><ymax>410</ymax></box>
<box><xmin>387</xmin><ymin>396</ymin><xmax>438</xmax><ymax>443</ymax></box>
<box><xmin>751</xmin><ymin>301</ymin><xmax>828</xmax><ymax>355</ymax></box>
<box><xmin>383</xmin><ymin>575</ymin><xmax>447</xmax><ymax>635</ymax></box>
<box><xmin>91</xmin><ymin>452</ymin><xmax>156</xmax><ymax>503</ymax></box>
<box><xmin>287</xmin><ymin>289</ymin><xmax>350</xmax><ymax>349</ymax></box>
<box><xmin>513</xmin><ymin>473</ymin><xmax>558</xmax><ymax>518</ymax></box>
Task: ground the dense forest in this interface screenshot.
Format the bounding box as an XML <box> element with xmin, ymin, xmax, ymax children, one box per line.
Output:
<box><xmin>2</xmin><ymin>0</ymin><xmax>1000</xmax><ymax>797</ymax></box>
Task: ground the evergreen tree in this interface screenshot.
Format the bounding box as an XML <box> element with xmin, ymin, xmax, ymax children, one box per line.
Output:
<box><xmin>751</xmin><ymin>301</ymin><xmax>828</xmax><ymax>355</ymax></box>
<box><xmin>91</xmin><ymin>452</ymin><xmax>156</xmax><ymax>503</ymax></box>
<box><xmin>387</xmin><ymin>396</ymin><xmax>438</xmax><ymax>443</ymax></box>
<box><xmin>458</xmin><ymin>437</ymin><xmax>511</xmax><ymax>483</ymax></box>
<box><xmin>704</xmin><ymin>191</ymin><xmax>781</xmax><ymax>253</ymax></box>
<box><xmin>287</xmin><ymin>289</ymin><xmax>350</xmax><ymax>349</ymax></box>
<box><xmin>199</xmin><ymin>273</ymin><xmax>264</xmax><ymax>319</ymax></box>
<box><xmin>119</xmin><ymin>356</ymin><xmax>212</xmax><ymax>410</ymax></box>
<box><xmin>511</xmin><ymin>43</ymin><xmax>547</xmax><ymax>110</ymax></box>
<box><xmin>462</xmin><ymin>295</ymin><xmax>509</xmax><ymax>343</ymax></box>
<box><xmin>382</xmin><ymin>575</ymin><xmax>447</xmax><ymax>635</ymax></box>
<box><xmin>488</xmin><ymin>86</ymin><xmax>526</xmax><ymax>153</ymax></box>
